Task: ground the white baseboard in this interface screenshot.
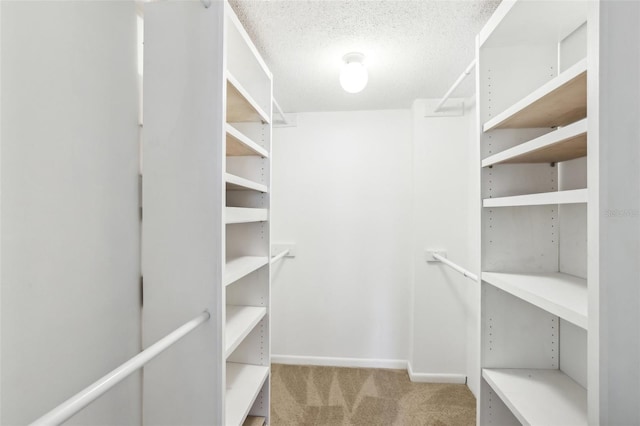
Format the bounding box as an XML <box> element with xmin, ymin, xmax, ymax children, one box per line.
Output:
<box><xmin>407</xmin><ymin>362</ymin><xmax>467</xmax><ymax>384</ymax></box>
<box><xmin>270</xmin><ymin>356</ymin><xmax>467</xmax><ymax>385</ymax></box>
<box><xmin>271</xmin><ymin>354</ymin><xmax>407</xmax><ymax>370</ymax></box>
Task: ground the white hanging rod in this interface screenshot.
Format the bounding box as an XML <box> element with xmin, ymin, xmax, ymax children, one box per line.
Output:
<box><xmin>271</xmin><ymin>249</ymin><xmax>290</xmax><ymax>265</ymax></box>
<box><xmin>433</xmin><ymin>59</ymin><xmax>476</xmax><ymax>113</ymax></box>
<box><xmin>30</xmin><ymin>311</ymin><xmax>211</xmax><ymax>426</ymax></box>
<box><xmin>272</xmin><ymin>98</ymin><xmax>289</xmax><ymax>126</ymax></box>
<box><xmin>432</xmin><ymin>253</ymin><xmax>478</xmax><ymax>282</ymax></box>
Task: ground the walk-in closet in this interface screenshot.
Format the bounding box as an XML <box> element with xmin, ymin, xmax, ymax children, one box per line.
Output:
<box><xmin>1</xmin><ymin>0</ymin><xmax>639</xmax><ymax>425</ymax></box>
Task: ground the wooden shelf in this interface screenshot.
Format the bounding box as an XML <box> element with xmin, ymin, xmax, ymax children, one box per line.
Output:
<box><xmin>483</xmin><ymin>189</ymin><xmax>587</xmax><ymax>207</ymax></box>
<box><xmin>483</xmin><ymin>368</ymin><xmax>587</xmax><ymax>425</ymax></box>
<box><xmin>226</xmin><ymin>306</ymin><xmax>267</xmax><ymax>357</ymax></box>
<box><xmin>226</xmin><ymin>124</ymin><xmax>269</xmax><ymax>158</ymax></box>
<box><xmin>226</xmin><ymin>363</ymin><xmax>270</xmax><ymax>426</ymax></box>
<box><xmin>227</xmin><ymin>73</ymin><xmax>270</xmax><ymax>124</ymax></box>
<box><xmin>482</xmin><ymin>272</ymin><xmax>587</xmax><ymax>329</ymax></box>
<box><xmin>224</xmin><ymin>256</ymin><xmax>269</xmax><ymax>286</ymax></box>
<box><xmin>484</xmin><ymin>59</ymin><xmax>587</xmax><ymax>131</ymax></box>
<box><xmin>482</xmin><ymin>119</ymin><xmax>587</xmax><ymax>167</ymax></box>
<box><xmin>243</xmin><ymin>416</ymin><xmax>265</xmax><ymax>426</ymax></box>
<box><xmin>226</xmin><ymin>173</ymin><xmax>268</xmax><ymax>193</ymax></box>
<box><xmin>226</xmin><ymin>207</ymin><xmax>268</xmax><ymax>224</ymax></box>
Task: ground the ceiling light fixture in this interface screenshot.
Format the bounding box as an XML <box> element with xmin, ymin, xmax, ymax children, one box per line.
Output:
<box><xmin>340</xmin><ymin>52</ymin><xmax>368</xmax><ymax>94</ymax></box>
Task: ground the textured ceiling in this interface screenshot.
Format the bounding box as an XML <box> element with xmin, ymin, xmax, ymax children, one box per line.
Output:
<box><xmin>229</xmin><ymin>0</ymin><xmax>501</xmax><ymax>113</ymax></box>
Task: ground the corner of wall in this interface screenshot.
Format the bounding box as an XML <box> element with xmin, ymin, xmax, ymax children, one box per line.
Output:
<box><xmin>409</xmin><ymin>96</ymin><xmax>478</xmax><ymax>393</ymax></box>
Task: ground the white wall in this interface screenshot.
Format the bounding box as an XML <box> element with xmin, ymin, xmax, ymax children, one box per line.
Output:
<box><xmin>409</xmin><ymin>99</ymin><xmax>476</xmax><ymax>386</ymax></box>
<box><xmin>271</xmin><ymin>110</ymin><xmax>413</xmax><ymax>367</ymax></box>
<box><xmin>1</xmin><ymin>2</ymin><xmax>141</xmax><ymax>424</ymax></box>
<box><xmin>271</xmin><ymin>105</ymin><xmax>479</xmax><ymax>381</ymax></box>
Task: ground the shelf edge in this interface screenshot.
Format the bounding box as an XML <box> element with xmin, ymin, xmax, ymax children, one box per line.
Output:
<box><xmin>483</xmin><ymin>189</ymin><xmax>587</xmax><ymax>207</ymax></box>
<box><xmin>226</xmin><ymin>173</ymin><xmax>268</xmax><ymax>193</ymax></box>
<box><xmin>225</xmin><ymin>207</ymin><xmax>269</xmax><ymax>224</ymax></box>
<box><xmin>482</xmin><ymin>272</ymin><xmax>588</xmax><ymax>329</ymax></box>
<box><xmin>482</xmin><ymin>119</ymin><xmax>588</xmax><ymax>167</ymax></box>
<box><xmin>224</xmin><ymin>256</ymin><xmax>269</xmax><ymax>286</ymax></box>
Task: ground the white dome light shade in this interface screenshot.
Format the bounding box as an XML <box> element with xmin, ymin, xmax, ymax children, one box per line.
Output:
<box><xmin>340</xmin><ymin>52</ymin><xmax>368</xmax><ymax>94</ymax></box>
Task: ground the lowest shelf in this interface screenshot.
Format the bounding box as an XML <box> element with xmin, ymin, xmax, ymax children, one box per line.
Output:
<box><xmin>243</xmin><ymin>416</ymin><xmax>266</xmax><ymax>426</ymax></box>
<box><xmin>226</xmin><ymin>363</ymin><xmax>270</xmax><ymax>426</ymax></box>
<box><xmin>483</xmin><ymin>368</ymin><xmax>587</xmax><ymax>426</ymax></box>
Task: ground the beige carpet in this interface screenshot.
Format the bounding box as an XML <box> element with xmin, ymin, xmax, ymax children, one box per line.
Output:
<box><xmin>270</xmin><ymin>364</ymin><xmax>476</xmax><ymax>426</ymax></box>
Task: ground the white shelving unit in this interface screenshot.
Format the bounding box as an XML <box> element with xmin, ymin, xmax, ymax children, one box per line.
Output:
<box><xmin>223</xmin><ymin>3</ymin><xmax>272</xmax><ymax>425</ymax></box>
<box><xmin>477</xmin><ymin>1</ymin><xmax>593</xmax><ymax>424</ymax></box>
<box><xmin>143</xmin><ymin>1</ymin><xmax>272</xmax><ymax>425</ymax></box>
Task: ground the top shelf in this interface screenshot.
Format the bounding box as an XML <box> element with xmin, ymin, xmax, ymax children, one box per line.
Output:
<box><xmin>479</xmin><ymin>0</ymin><xmax>588</xmax><ymax>48</ymax></box>
<box><xmin>226</xmin><ymin>72</ymin><xmax>271</xmax><ymax>124</ymax></box>
<box><xmin>484</xmin><ymin>59</ymin><xmax>587</xmax><ymax>132</ymax></box>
